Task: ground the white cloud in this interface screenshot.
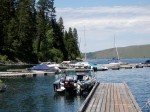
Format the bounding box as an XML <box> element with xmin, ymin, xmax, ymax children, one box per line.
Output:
<box><xmin>57</xmin><ymin>6</ymin><xmax>150</xmax><ymax>15</ymax></box>
<box><xmin>56</xmin><ymin>6</ymin><xmax>150</xmax><ymax>52</ymax></box>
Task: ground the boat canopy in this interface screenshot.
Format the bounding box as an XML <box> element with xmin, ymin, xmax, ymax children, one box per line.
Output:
<box><xmin>29</xmin><ymin>64</ymin><xmax>59</xmax><ymax>73</ymax></box>
<box><xmin>30</xmin><ymin>64</ymin><xmax>50</xmax><ymax>70</ymax></box>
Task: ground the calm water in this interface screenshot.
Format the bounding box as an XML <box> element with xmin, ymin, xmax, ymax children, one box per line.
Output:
<box><xmin>96</xmin><ymin>67</ymin><xmax>150</xmax><ymax>112</ymax></box>
<box><xmin>0</xmin><ymin>59</ymin><xmax>150</xmax><ymax>112</ymax></box>
<box><xmin>0</xmin><ymin>76</ymin><xmax>85</xmax><ymax>112</ymax></box>
<box><xmin>87</xmin><ymin>58</ymin><xmax>150</xmax><ymax>64</ymax></box>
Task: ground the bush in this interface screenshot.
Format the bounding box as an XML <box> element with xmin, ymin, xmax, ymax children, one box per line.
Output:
<box><xmin>49</xmin><ymin>48</ymin><xmax>63</xmax><ymax>62</ymax></box>
<box><xmin>0</xmin><ymin>55</ymin><xmax>8</xmax><ymax>63</ymax></box>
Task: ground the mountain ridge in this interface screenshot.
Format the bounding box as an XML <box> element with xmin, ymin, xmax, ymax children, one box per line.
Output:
<box><xmin>86</xmin><ymin>44</ymin><xmax>150</xmax><ymax>59</ymax></box>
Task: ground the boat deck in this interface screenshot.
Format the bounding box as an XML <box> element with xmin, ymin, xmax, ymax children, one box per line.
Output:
<box><xmin>79</xmin><ymin>82</ymin><xmax>141</xmax><ymax>112</ymax></box>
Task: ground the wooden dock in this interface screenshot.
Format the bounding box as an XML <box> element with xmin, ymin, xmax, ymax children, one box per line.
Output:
<box><xmin>79</xmin><ymin>82</ymin><xmax>141</xmax><ymax>112</ymax></box>
<box><xmin>0</xmin><ymin>72</ymin><xmax>55</xmax><ymax>78</ymax></box>
<box><xmin>104</xmin><ymin>63</ymin><xmax>150</xmax><ymax>70</ymax></box>
<box><xmin>61</xmin><ymin>68</ymin><xmax>93</xmax><ymax>73</ymax></box>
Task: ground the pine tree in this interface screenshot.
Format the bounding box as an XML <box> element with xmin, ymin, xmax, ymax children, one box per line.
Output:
<box><xmin>0</xmin><ymin>0</ymin><xmax>81</xmax><ymax>63</ymax></box>
<box><xmin>64</xmin><ymin>27</ymin><xmax>80</xmax><ymax>60</ymax></box>
<box><xmin>14</xmin><ymin>0</ymin><xmax>37</xmax><ymax>62</ymax></box>
<box><xmin>0</xmin><ymin>0</ymin><xmax>16</xmax><ymax>55</ymax></box>
<box><xmin>57</xmin><ymin>17</ymin><xmax>67</xmax><ymax>60</ymax></box>
<box><xmin>73</xmin><ymin>28</ymin><xmax>80</xmax><ymax>57</ymax></box>
<box><xmin>36</xmin><ymin>0</ymin><xmax>56</xmax><ymax>61</ymax></box>
<box><xmin>64</xmin><ymin>30</ymin><xmax>69</xmax><ymax>59</ymax></box>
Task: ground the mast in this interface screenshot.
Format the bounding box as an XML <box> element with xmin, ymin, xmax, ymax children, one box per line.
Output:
<box><xmin>84</xmin><ymin>26</ymin><xmax>86</xmax><ymax>61</ymax></box>
<box><xmin>114</xmin><ymin>35</ymin><xmax>120</xmax><ymax>61</ymax></box>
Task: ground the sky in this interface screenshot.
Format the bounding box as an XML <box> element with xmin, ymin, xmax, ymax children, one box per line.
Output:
<box><xmin>54</xmin><ymin>0</ymin><xmax>150</xmax><ymax>53</ymax></box>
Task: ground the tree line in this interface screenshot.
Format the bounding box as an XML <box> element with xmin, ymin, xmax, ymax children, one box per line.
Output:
<box><xmin>0</xmin><ymin>0</ymin><xmax>80</xmax><ymax>63</ymax></box>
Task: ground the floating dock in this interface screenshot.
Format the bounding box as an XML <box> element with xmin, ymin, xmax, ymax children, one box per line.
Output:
<box><xmin>61</xmin><ymin>68</ymin><xmax>93</xmax><ymax>73</ymax></box>
<box><xmin>104</xmin><ymin>63</ymin><xmax>150</xmax><ymax>70</ymax></box>
<box><xmin>0</xmin><ymin>72</ymin><xmax>55</xmax><ymax>78</ymax></box>
<box><xmin>79</xmin><ymin>82</ymin><xmax>141</xmax><ymax>112</ymax></box>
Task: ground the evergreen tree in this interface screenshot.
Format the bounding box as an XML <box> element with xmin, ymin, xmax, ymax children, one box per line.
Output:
<box><xmin>57</xmin><ymin>17</ymin><xmax>67</xmax><ymax>60</ymax></box>
<box><xmin>40</xmin><ymin>29</ymin><xmax>54</xmax><ymax>61</ymax></box>
<box><xmin>64</xmin><ymin>27</ymin><xmax>80</xmax><ymax>60</ymax></box>
<box><xmin>0</xmin><ymin>0</ymin><xmax>80</xmax><ymax>63</ymax></box>
<box><xmin>7</xmin><ymin>18</ymin><xmax>18</xmax><ymax>60</ymax></box>
<box><xmin>0</xmin><ymin>0</ymin><xmax>16</xmax><ymax>55</ymax></box>
<box><xmin>36</xmin><ymin>0</ymin><xmax>47</xmax><ymax>53</ymax></box>
<box><xmin>64</xmin><ymin>30</ymin><xmax>69</xmax><ymax>59</ymax></box>
<box><xmin>66</xmin><ymin>27</ymin><xmax>74</xmax><ymax>60</ymax></box>
<box><xmin>36</xmin><ymin>0</ymin><xmax>56</xmax><ymax>61</ymax></box>
<box><xmin>14</xmin><ymin>0</ymin><xmax>37</xmax><ymax>62</ymax></box>
<box><xmin>73</xmin><ymin>28</ymin><xmax>80</xmax><ymax>57</ymax></box>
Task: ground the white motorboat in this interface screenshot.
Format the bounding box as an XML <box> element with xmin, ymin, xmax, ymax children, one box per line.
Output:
<box><xmin>28</xmin><ymin>64</ymin><xmax>61</xmax><ymax>74</ymax></box>
<box><xmin>107</xmin><ymin>35</ymin><xmax>122</xmax><ymax>69</ymax></box>
<box><xmin>53</xmin><ymin>69</ymin><xmax>96</xmax><ymax>95</ymax></box>
<box><xmin>97</xmin><ymin>64</ymin><xmax>108</xmax><ymax>71</ymax></box>
<box><xmin>0</xmin><ymin>80</ymin><xmax>6</xmax><ymax>92</ymax></box>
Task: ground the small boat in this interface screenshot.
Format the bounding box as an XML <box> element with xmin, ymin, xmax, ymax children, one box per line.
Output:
<box><xmin>97</xmin><ymin>64</ymin><xmax>108</xmax><ymax>71</ymax></box>
<box><xmin>135</xmin><ymin>64</ymin><xmax>143</xmax><ymax>68</ymax></box>
<box><xmin>111</xmin><ymin>67</ymin><xmax>120</xmax><ymax>70</ymax></box>
<box><xmin>143</xmin><ymin>60</ymin><xmax>150</xmax><ymax>67</ymax></box>
<box><xmin>144</xmin><ymin>60</ymin><xmax>150</xmax><ymax>64</ymax></box>
<box><xmin>59</xmin><ymin>61</ymin><xmax>73</xmax><ymax>69</ymax></box>
<box><xmin>53</xmin><ymin>69</ymin><xmax>96</xmax><ymax>95</ymax></box>
<box><xmin>0</xmin><ymin>80</ymin><xmax>6</xmax><ymax>92</ymax></box>
<box><xmin>28</xmin><ymin>64</ymin><xmax>61</xmax><ymax>74</ymax></box>
<box><xmin>70</xmin><ymin>61</ymin><xmax>97</xmax><ymax>71</ymax></box>
<box><xmin>107</xmin><ymin>35</ymin><xmax>122</xmax><ymax>69</ymax></box>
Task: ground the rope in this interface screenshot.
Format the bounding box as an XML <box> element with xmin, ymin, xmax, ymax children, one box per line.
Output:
<box><xmin>141</xmin><ymin>98</ymin><xmax>150</xmax><ymax>110</ymax></box>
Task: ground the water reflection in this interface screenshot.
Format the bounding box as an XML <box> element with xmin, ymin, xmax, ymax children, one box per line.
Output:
<box><xmin>54</xmin><ymin>94</ymin><xmax>85</xmax><ymax>112</ymax></box>
<box><xmin>96</xmin><ymin>67</ymin><xmax>150</xmax><ymax>112</ymax></box>
<box><xmin>0</xmin><ymin>67</ymin><xmax>150</xmax><ymax>112</ymax></box>
<box><xmin>0</xmin><ymin>75</ymin><xmax>86</xmax><ymax>112</ymax></box>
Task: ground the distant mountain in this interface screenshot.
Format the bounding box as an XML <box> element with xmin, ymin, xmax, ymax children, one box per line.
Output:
<box><xmin>86</xmin><ymin>44</ymin><xmax>150</xmax><ymax>59</ymax></box>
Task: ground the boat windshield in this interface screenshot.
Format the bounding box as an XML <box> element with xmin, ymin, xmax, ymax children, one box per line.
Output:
<box><xmin>76</xmin><ymin>70</ymin><xmax>95</xmax><ymax>81</ymax></box>
<box><xmin>55</xmin><ymin>70</ymin><xmax>95</xmax><ymax>81</ymax></box>
<box><xmin>64</xmin><ymin>70</ymin><xmax>76</xmax><ymax>76</ymax></box>
<box><xmin>77</xmin><ymin>71</ymin><xmax>95</xmax><ymax>77</ymax></box>
<box><xmin>63</xmin><ymin>70</ymin><xmax>77</xmax><ymax>81</ymax></box>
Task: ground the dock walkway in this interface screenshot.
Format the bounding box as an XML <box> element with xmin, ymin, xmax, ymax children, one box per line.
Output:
<box><xmin>0</xmin><ymin>72</ymin><xmax>55</xmax><ymax>78</ymax></box>
<box><xmin>79</xmin><ymin>82</ymin><xmax>141</xmax><ymax>112</ymax></box>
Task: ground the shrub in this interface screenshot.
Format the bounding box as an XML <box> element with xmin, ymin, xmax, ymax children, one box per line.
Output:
<box><xmin>0</xmin><ymin>55</ymin><xmax>8</xmax><ymax>63</ymax></box>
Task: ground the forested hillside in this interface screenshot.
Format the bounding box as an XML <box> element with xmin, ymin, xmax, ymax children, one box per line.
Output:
<box><xmin>0</xmin><ymin>0</ymin><xmax>80</xmax><ymax>64</ymax></box>
<box><xmin>86</xmin><ymin>44</ymin><xmax>150</xmax><ymax>59</ymax></box>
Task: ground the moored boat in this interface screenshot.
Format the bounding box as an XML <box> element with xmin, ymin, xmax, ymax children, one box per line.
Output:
<box><xmin>53</xmin><ymin>69</ymin><xmax>96</xmax><ymax>95</ymax></box>
<box><xmin>97</xmin><ymin>64</ymin><xmax>108</xmax><ymax>71</ymax></box>
<box><xmin>135</xmin><ymin>64</ymin><xmax>143</xmax><ymax>68</ymax></box>
<box><xmin>0</xmin><ymin>80</ymin><xmax>6</xmax><ymax>92</ymax></box>
<box><xmin>28</xmin><ymin>64</ymin><xmax>61</xmax><ymax>74</ymax></box>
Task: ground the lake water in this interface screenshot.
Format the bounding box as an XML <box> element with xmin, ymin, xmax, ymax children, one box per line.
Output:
<box><xmin>0</xmin><ymin>59</ymin><xmax>150</xmax><ymax>112</ymax></box>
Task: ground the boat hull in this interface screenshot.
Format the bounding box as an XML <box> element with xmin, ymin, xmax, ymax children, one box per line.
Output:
<box><xmin>0</xmin><ymin>84</ymin><xmax>6</xmax><ymax>92</ymax></box>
